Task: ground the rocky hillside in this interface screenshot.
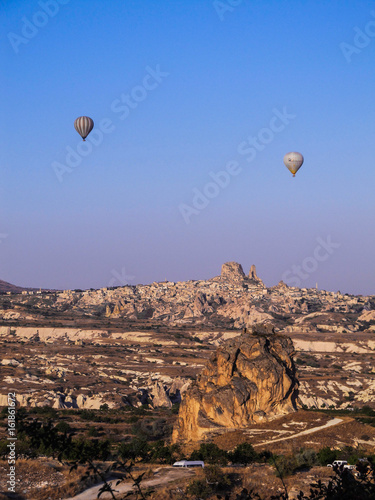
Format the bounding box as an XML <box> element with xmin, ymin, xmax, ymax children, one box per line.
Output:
<box><xmin>172</xmin><ymin>324</ymin><xmax>298</xmax><ymax>442</ymax></box>
<box><xmin>1</xmin><ymin>262</ymin><xmax>374</xmax><ymax>334</ymax></box>
<box><xmin>0</xmin><ymin>279</ymin><xmax>28</xmax><ymax>294</ymax></box>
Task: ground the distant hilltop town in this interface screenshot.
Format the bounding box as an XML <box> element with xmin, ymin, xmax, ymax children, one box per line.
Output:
<box><xmin>1</xmin><ymin>262</ymin><xmax>374</xmax><ymax>333</ymax></box>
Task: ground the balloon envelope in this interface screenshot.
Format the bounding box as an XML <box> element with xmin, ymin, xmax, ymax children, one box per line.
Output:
<box><xmin>74</xmin><ymin>116</ymin><xmax>94</xmax><ymax>141</ymax></box>
<box><xmin>283</xmin><ymin>152</ymin><xmax>304</xmax><ymax>177</ymax></box>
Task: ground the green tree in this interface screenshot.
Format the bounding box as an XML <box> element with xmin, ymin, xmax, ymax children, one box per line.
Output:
<box><xmin>189</xmin><ymin>442</ymin><xmax>228</xmax><ymax>465</ymax></box>
<box><xmin>229</xmin><ymin>442</ymin><xmax>258</xmax><ymax>465</ymax></box>
<box><xmin>118</xmin><ymin>437</ymin><xmax>150</xmax><ymax>462</ymax></box>
<box><xmin>55</xmin><ymin>421</ymin><xmax>72</xmax><ymax>434</ymax></box>
<box><xmin>149</xmin><ymin>440</ymin><xmax>180</xmax><ymax>464</ymax></box>
<box><xmin>317</xmin><ymin>446</ymin><xmax>340</xmax><ymax>466</ymax></box>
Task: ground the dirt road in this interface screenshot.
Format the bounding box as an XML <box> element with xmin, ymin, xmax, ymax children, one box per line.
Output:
<box><xmin>254</xmin><ymin>418</ymin><xmax>346</xmax><ymax>447</ymax></box>
<box><xmin>65</xmin><ymin>467</ymin><xmax>195</xmax><ymax>500</ymax></box>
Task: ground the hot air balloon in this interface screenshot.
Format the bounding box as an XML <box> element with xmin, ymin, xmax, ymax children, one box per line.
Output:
<box><xmin>283</xmin><ymin>152</ymin><xmax>304</xmax><ymax>177</ymax></box>
<box><xmin>74</xmin><ymin>116</ymin><xmax>94</xmax><ymax>141</ymax></box>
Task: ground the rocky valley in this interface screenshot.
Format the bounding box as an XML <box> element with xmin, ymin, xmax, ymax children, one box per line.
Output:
<box><xmin>1</xmin><ymin>262</ymin><xmax>374</xmax><ymax>413</ymax></box>
<box><xmin>1</xmin><ymin>263</ymin><xmax>375</xmax><ymax>498</ymax></box>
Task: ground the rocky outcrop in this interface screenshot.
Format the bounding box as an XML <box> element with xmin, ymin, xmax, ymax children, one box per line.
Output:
<box><xmin>149</xmin><ymin>380</ymin><xmax>172</xmax><ymax>408</ymax></box>
<box><xmin>221</xmin><ymin>262</ymin><xmax>245</xmax><ymax>282</ymax></box>
<box><xmin>184</xmin><ymin>293</ymin><xmax>214</xmax><ymax>319</ymax></box>
<box><xmin>249</xmin><ymin>264</ymin><xmax>262</xmax><ymax>283</ymax></box>
<box><xmin>172</xmin><ymin>324</ymin><xmax>298</xmax><ymax>442</ymax></box>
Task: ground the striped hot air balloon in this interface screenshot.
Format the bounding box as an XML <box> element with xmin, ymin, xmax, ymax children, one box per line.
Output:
<box><xmin>283</xmin><ymin>152</ymin><xmax>304</xmax><ymax>177</ymax></box>
<box><xmin>74</xmin><ymin>116</ymin><xmax>94</xmax><ymax>141</ymax></box>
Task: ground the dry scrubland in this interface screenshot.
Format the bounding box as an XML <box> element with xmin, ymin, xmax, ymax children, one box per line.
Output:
<box><xmin>1</xmin><ymin>263</ymin><xmax>375</xmax><ymax>498</ymax></box>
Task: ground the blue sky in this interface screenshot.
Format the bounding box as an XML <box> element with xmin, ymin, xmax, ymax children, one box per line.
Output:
<box><xmin>1</xmin><ymin>0</ymin><xmax>374</xmax><ymax>294</ymax></box>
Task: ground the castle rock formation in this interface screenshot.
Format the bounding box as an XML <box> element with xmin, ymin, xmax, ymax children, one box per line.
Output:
<box><xmin>172</xmin><ymin>324</ymin><xmax>298</xmax><ymax>442</ymax></box>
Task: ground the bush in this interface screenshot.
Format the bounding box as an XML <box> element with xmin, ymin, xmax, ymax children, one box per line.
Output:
<box><xmin>204</xmin><ymin>464</ymin><xmax>231</xmax><ymax>488</ymax></box>
<box><xmin>273</xmin><ymin>449</ymin><xmax>317</xmax><ymax>478</ymax></box>
<box><xmin>186</xmin><ymin>479</ymin><xmax>212</xmax><ymax>499</ymax></box>
<box><xmin>294</xmin><ymin>449</ymin><xmax>317</xmax><ymax>470</ymax></box>
<box><xmin>362</xmin><ymin>406</ymin><xmax>375</xmax><ymax>416</ymax></box>
<box><xmin>55</xmin><ymin>421</ymin><xmax>72</xmax><ymax>434</ymax></box>
<box><xmin>118</xmin><ymin>437</ymin><xmax>150</xmax><ymax>461</ymax></box>
<box><xmin>297</xmin><ymin>465</ymin><xmax>375</xmax><ymax>499</ymax></box>
<box><xmin>189</xmin><ymin>443</ymin><xmax>228</xmax><ymax>465</ymax></box>
<box><xmin>62</xmin><ymin>438</ymin><xmax>111</xmax><ymax>462</ymax></box>
<box><xmin>273</xmin><ymin>455</ymin><xmax>298</xmax><ymax>477</ymax></box>
<box><xmin>229</xmin><ymin>442</ymin><xmax>258</xmax><ymax>465</ymax></box>
<box><xmin>79</xmin><ymin>410</ymin><xmax>97</xmax><ymax>421</ymax></box>
<box><xmin>149</xmin><ymin>441</ymin><xmax>180</xmax><ymax>464</ymax></box>
<box><xmin>317</xmin><ymin>446</ymin><xmax>340</xmax><ymax>466</ymax></box>
<box><xmin>87</xmin><ymin>426</ymin><xmax>99</xmax><ymax>437</ymax></box>
<box><xmin>186</xmin><ymin>466</ymin><xmax>232</xmax><ymax>499</ymax></box>
<box><xmin>135</xmin><ymin>418</ymin><xmax>170</xmax><ymax>440</ymax></box>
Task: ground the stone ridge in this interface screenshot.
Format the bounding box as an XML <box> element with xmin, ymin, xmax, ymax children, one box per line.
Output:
<box><xmin>172</xmin><ymin>325</ymin><xmax>298</xmax><ymax>442</ymax></box>
<box><xmin>1</xmin><ymin>262</ymin><xmax>373</xmax><ymax>333</ymax></box>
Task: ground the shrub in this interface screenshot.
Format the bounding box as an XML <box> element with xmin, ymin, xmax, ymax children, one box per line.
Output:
<box><xmin>186</xmin><ymin>479</ymin><xmax>212</xmax><ymax>499</ymax></box>
<box><xmin>118</xmin><ymin>437</ymin><xmax>150</xmax><ymax>461</ymax></box>
<box><xmin>186</xmin><ymin>466</ymin><xmax>232</xmax><ymax>499</ymax></box>
<box><xmin>362</xmin><ymin>406</ymin><xmax>375</xmax><ymax>416</ymax></box>
<box><xmin>189</xmin><ymin>443</ymin><xmax>228</xmax><ymax>465</ymax></box>
<box><xmin>62</xmin><ymin>438</ymin><xmax>111</xmax><ymax>462</ymax></box>
<box><xmin>87</xmin><ymin>426</ymin><xmax>99</xmax><ymax>437</ymax></box>
<box><xmin>273</xmin><ymin>455</ymin><xmax>298</xmax><ymax>477</ymax></box>
<box><xmin>149</xmin><ymin>441</ymin><xmax>180</xmax><ymax>464</ymax></box>
<box><xmin>294</xmin><ymin>449</ymin><xmax>317</xmax><ymax>470</ymax></box>
<box><xmin>55</xmin><ymin>421</ymin><xmax>72</xmax><ymax>434</ymax></box>
<box><xmin>228</xmin><ymin>442</ymin><xmax>258</xmax><ymax>465</ymax></box>
<box><xmin>317</xmin><ymin>446</ymin><xmax>340</xmax><ymax>466</ymax></box>
<box><xmin>297</xmin><ymin>465</ymin><xmax>375</xmax><ymax>499</ymax></box>
<box><xmin>79</xmin><ymin>410</ymin><xmax>97</xmax><ymax>421</ymax></box>
<box><xmin>204</xmin><ymin>464</ymin><xmax>231</xmax><ymax>488</ymax></box>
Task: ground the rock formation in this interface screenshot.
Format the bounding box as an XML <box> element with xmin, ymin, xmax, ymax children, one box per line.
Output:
<box><xmin>172</xmin><ymin>324</ymin><xmax>298</xmax><ymax>442</ymax></box>
<box><xmin>249</xmin><ymin>264</ymin><xmax>262</xmax><ymax>283</ymax></box>
<box><xmin>149</xmin><ymin>379</ymin><xmax>172</xmax><ymax>408</ymax></box>
<box><xmin>221</xmin><ymin>262</ymin><xmax>245</xmax><ymax>281</ymax></box>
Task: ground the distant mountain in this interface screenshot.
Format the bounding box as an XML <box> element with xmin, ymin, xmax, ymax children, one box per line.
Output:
<box><xmin>0</xmin><ymin>279</ymin><xmax>29</xmax><ymax>293</ymax></box>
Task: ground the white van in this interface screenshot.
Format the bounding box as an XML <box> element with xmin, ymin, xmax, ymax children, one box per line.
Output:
<box><xmin>173</xmin><ymin>460</ymin><xmax>205</xmax><ymax>468</ymax></box>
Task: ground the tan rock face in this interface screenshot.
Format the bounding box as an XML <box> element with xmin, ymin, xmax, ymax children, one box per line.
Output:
<box><xmin>249</xmin><ymin>264</ymin><xmax>262</xmax><ymax>283</ymax></box>
<box><xmin>150</xmin><ymin>380</ymin><xmax>172</xmax><ymax>408</ymax></box>
<box><xmin>172</xmin><ymin>325</ymin><xmax>298</xmax><ymax>442</ymax></box>
<box><xmin>221</xmin><ymin>262</ymin><xmax>245</xmax><ymax>281</ymax></box>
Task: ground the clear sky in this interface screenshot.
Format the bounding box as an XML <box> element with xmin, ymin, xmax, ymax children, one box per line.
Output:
<box><xmin>1</xmin><ymin>0</ymin><xmax>374</xmax><ymax>295</ymax></box>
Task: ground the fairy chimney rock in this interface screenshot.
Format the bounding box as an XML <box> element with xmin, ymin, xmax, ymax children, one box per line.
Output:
<box><xmin>249</xmin><ymin>264</ymin><xmax>261</xmax><ymax>282</ymax></box>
